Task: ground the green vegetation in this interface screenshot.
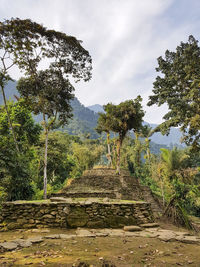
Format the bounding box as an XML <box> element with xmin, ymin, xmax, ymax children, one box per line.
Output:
<box><xmin>0</xmin><ymin>20</ymin><xmax>200</xmax><ymax>230</ymax></box>
<box><xmin>97</xmin><ymin>96</ymin><xmax>145</xmax><ymax>174</ymax></box>
<box><xmin>0</xmin><ymin>17</ymin><xmax>92</xmax><ymax>199</ymax></box>
<box><xmin>148</xmin><ymin>35</ymin><xmax>200</xmax><ymax>150</ymax></box>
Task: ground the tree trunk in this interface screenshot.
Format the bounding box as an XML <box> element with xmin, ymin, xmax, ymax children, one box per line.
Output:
<box><xmin>43</xmin><ymin>125</ymin><xmax>49</xmax><ymax>200</ymax></box>
<box><xmin>145</xmin><ymin>138</ymin><xmax>151</xmax><ymax>161</ymax></box>
<box><xmin>1</xmin><ymin>85</ymin><xmax>20</xmax><ymax>153</ymax></box>
<box><xmin>106</xmin><ymin>132</ymin><xmax>112</xmax><ymax>167</ymax></box>
<box><xmin>135</xmin><ymin>132</ymin><xmax>141</xmax><ymax>167</ymax></box>
<box><xmin>161</xmin><ymin>178</ymin><xmax>165</xmax><ymax>206</ymax></box>
<box><xmin>116</xmin><ymin>138</ymin><xmax>122</xmax><ymax>174</ymax></box>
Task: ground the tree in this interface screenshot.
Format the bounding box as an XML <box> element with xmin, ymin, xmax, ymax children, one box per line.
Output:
<box><xmin>0</xmin><ymin>99</ymin><xmax>42</xmax><ymax>200</ymax></box>
<box><xmin>148</xmin><ymin>35</ymin><xmax>200</xmax><ymax>150</ymax></box>
<box><xmin>102</xmin><ymin>96</ymin><xmax>145</xmax><ymax>174</ymax></box>
<box><xmin>96</xmin><ymin>112</ymin><xmax>112</xmax><ymax>166</ymax></box>
<box><xmin>2</xmin><ymin>18</ymin><xmax>93</xmax><ymax>199</ymax></box>
<box><xmin>34</xmin><ymin>131</ymin><xmax>74</xmax><ymax>191</ymax></box>
<box><xmin>160</xmin><ymin>147</ymin><xmax>197</xmax><ymax>229</ymax></box>
<box><xmin>69</xmin><ymin>141</ymin><xmax>104</xmax><ymax>177</ymax></box>
<box><xmin>0</xmin><ymin>18</ymin><xmax>92</xmax><ymax>152</ymax></box>
<box><xmin>142</xmin><ymin>125</ymin><xmax>153</xmax><ymax>162</ymax></box>
<box><xmin>17</xmin><ymin>69</ymin><xmax>74</xmax><ymax>199</ymax></box>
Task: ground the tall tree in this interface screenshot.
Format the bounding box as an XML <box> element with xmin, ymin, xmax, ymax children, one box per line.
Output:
<box><xmin>0</xmin><ymin>18</ymin><xmax>92</xmax><ymax>152</ymax></box>
<box><xmin>96</xmin><ymin>112</ymin><xmax>112</xmax><ymax>166</ymax></box>
<box><xmin>102</xmin><ymin>96</ymin><xmax>145</xmax><ymax>174</ymax></box>
<box><xmin>17</xmin><ymin>69</ymin><xmax>74</xmax><ymax>199</ymax></box>
<box><xmin>148</xmin><ymin>35</ymin><xmax>200</xmax><ymax>150</ymax></box>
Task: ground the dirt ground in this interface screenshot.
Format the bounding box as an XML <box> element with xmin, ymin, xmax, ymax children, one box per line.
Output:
<box><xmin>0</xmin><ymin>222</ymin><xmax>200</xmax><ymax>267</ymax></box>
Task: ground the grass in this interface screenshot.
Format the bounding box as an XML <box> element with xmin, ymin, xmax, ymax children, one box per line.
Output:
<box><xmin>7</xmin><ymin>198</ymin><xmax>143</xmax><ymax>205</ymax></box>
<box><xmin>11</xmin><ymin>200</ymin><xmax>50</xmax><ymax>204</ymax></box>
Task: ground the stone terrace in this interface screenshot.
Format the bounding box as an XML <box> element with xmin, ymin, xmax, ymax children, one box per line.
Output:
<box><xmin>52</xmin><ymin>168</ymin><xmax>162</xmax><ymax>215</ymax></box>
<box><xmin>0</xmin><ymin>200</ymin><xmax>154</xmax><ymax>231</ymax></box>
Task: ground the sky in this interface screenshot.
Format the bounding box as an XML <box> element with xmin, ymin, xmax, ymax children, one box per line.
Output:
<box><xmin>1</xmin><ymin>0</ymin><xmax>200</xmax><ymax>123</ymax></box>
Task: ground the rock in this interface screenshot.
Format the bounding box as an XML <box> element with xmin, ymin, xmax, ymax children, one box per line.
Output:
<box><xmin>95</xmin><ymin>232</ymin><xmax>109</xmax><ymax>237</ymax></box>
<box><xmin>14</xmin><ymin>239</ymin><xmax>32</xmax><ymax>248</ymax></box>
<box><xmin>32</xmin><ymin>229</ymin><xmax>40</xmax><ymax>233</ymax></box>
<box><xmin>124</xmin><ymin>231</ymin><xmax>142</xmax><ymax>237</ymax></box>
<box><xmin>63</xmin><ymin>206</ymin><xmax>71</xmax><ymax>214</ymax></box>
<box><xmin>43</xmin><ymin>214</ymin><xmax>54</xmax><ymax>219</ymax></box>
<box><xmin>17</xmin><ymin>218</ymin><xmax>28</xmax><ymax>224</ymax></box>
<box><xmin>7</xmin><ymin>222</ymin><xmax>20</xmax><ymax>230</ymax></box>
<box><xmin>139</xmin><ymin>231</ymin><xmax>159</xmax><ymax>238</ymax></box>
<box><xmin>76</xmin><ymin>229</ymin><xmax>96</xmax><ymax>237</ymax></box>
<box><xmin>157</xmin><ymin>230</ymin><xmax>177</xmax><ymax>242</ymax></box>
<box><xmin>107</xmin><ymin>229</ymin><xmax>125</xmax><ymax>237</ymax></box>
<box><xmin>67</xmin><ymin>207</ymin><xmax>89</xmax><ymax>228</ymax></box>
<box><xmin>27</xmin><ymin>236</ymin><xmax>43</xmax><ymax>243</ymax></box>
<box><xmin>84</xmin><ymin>200</ymin><xmax>93</xmax><ymax>205</ymax></box>
<box><xmin>125</xmin><ymin>230</ymin><xmax>159</xmax><ymax>238</ymax></box>
<box><xmin>181</xmin><ymin>236</ymin><xmax>200</xmax><ymax>244</ymax></box>
<box><xmin>87</xmin><ymin>220</ymin><xmax>105</xmax><ymax>228</ymax></box>
<box><xmin>124</xmin><ymin>225</ymin><xmax>142</xmax><ymax>232</ymax></box>
<box><xmin>41</xmin><ymin>229</ymin><xmax>50</xmax><ymax>233</ymax></box>
<box><xmin>44</xmin><ymin>234</ymin><xmax>60</xmax><ymax>239</ymax></box>
<box><xmin>23</xmin><ymin>224</ymin><xmax>35</xmax><ymax>229</ymax></box>
<box><xmin>50</xmin><ymin>197</ymin><xmax>72</xmax><ymax>203</ymax></box>
<box><xmin>60</xmin><ymin>234</ymin><xmax>76</xmax><ymax>239</ymax></box>
<box><xmin>0</xmin><ymin>241</ymin><xmax>18</xmax><ymax>252</ymax></box>
<box><xmin>104</xmin><ymin>215</ymin><xmax>136</xmax><ymax>228</ymax></box>
<box><xmin>140</xmin><ymin>223</ymin><xmax>159</xmax><ymax>228</ymax></box>
<box><xmin>173</xmin><ymin>231</ymin><xmax>190</xmax><ymax>236</ymax></box>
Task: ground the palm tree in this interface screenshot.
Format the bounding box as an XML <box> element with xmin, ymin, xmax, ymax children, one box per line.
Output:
<box><xmin>160</xmin><ymin>147</ymin><xmax>195</xmax><ymax>229</ymax></box>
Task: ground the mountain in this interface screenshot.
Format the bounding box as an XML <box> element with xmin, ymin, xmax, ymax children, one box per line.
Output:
<box><xmin>0</xmin><ymin>81</ymin><xmax>99</xmax><ymax>139</ymax></box>
<box><xmin>87</xmin><ymin>104</ymin><xmax>104</xmax><ymax>113</ymax></box>
<box><xmin>143</xmin><ymin>122</ymin><xmax>183</xmax><ymax>146</ymax></box>
<box><xmin>63</xmin><ymin>98</ymin><xmax>99</xmax><ymax>139</ymax></box>
<box><xmin>0</xmin><ymin>81</ymin><xmax>183</xmax><ymax>145</ymax></box>
<box><xmin>0</xmin><ymin>80</ymin><xmax>19</xmax><ymax>103</ymax></box>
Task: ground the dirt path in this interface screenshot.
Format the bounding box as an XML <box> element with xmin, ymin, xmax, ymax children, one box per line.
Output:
<box><xmin>0</xmin><ymin>225</ymin><xmax>200</xmax><ymax>267</ymax></box>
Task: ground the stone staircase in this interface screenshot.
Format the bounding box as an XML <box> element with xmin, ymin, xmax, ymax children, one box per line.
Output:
<box><xmin>52</xmin><ymin>168</ymin><xmax>163</xmax><ymax>217</ymax></box>
<box><xmin>140</xmin><ymin>186</ymin><xmax>163</xmax><ymax>216</ymax></box>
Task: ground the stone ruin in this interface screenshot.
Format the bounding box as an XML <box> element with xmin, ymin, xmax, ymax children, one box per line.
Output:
<box><xmin>51</xmin><ymin>167</ymin><xmax>162</xmax><ymax>216</ymax></box>
<box><xmin>0</xmin><ymin>168</ymin><xmax>162</xmax><ymax>230</ymax></box>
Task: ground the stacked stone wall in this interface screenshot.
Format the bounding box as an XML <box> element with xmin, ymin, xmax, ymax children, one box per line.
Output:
<box><xmin>0</xmin><ymin>201</ymin><xmax>154</xmax><ymax>231</ymax></box>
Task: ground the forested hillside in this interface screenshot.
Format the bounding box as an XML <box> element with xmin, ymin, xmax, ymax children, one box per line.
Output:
<box><xmin>1</xmin><ymin>81</ymin><xmax>183</xmax><ymax>146</ymax></box>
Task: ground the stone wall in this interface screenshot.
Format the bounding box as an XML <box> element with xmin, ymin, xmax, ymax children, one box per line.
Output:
<box><xmin>0</xmin><ymin>201</ymin><xmax>154</xmax><ymax>231</ymax></box>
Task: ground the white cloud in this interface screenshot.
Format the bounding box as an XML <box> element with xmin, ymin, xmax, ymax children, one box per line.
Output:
<box><xmin>0</xmin><ymin>0</ymin><xmax>199</xmax><ymax>123</ymax></box>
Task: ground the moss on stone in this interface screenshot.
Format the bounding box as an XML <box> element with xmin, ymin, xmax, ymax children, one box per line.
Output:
<box><xmin>104</xmin><ymin>215</ymin><xmax>137</xmax><ymax>228</ymax></box>
<box><xmin>7</xmin><ymin>222</ymin><xmax>21</xmax><ymax>230</ymax></box>
<box><xmin>87</xmin><ymin>220</ymin><xmax>105</xmax><ymax>228</ymax></box>
<box><xmin>66</xmin><ymin>207</ymin><xmax>89</xmax><ymax>228</ymax></box>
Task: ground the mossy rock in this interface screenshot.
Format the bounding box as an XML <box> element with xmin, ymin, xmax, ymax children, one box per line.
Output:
<box><xmin>87</xmin><ymin>220</ymin><xmax>105</xmax><ymax>228</ymax></box>
<box><xmin>104</xmin><ymin>216</ymin><xmax>137</xmax><ymax>228</ymax></box>
<box><xmin>66</xmin><ymin>207</ymin><xmax>89</xmax><ymax>228</ymax></box>
<box><xmin>7</xmin><ymin>222</ymin><xmax>21</xmax><ymax>230</ymax></box>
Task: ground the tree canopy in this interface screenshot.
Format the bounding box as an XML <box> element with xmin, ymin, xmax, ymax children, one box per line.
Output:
<box><xmin>0</xmin><ymin>100</ymin><xmax>42</xmax><ymax>201</ymax></box>
<box><xmin>0</xmin><ymin>17</ymin><xmax>92</xmax><ymax>152</ymax></box>
<box><xmin>98</xmin><ymin>96</ymin><xmax>145</xmax><ymax>173</ymax></box>
<box><xmin>148</xmin><ymin>35</ymin><xmax>200</xmax><ymax>149</ymax></box>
